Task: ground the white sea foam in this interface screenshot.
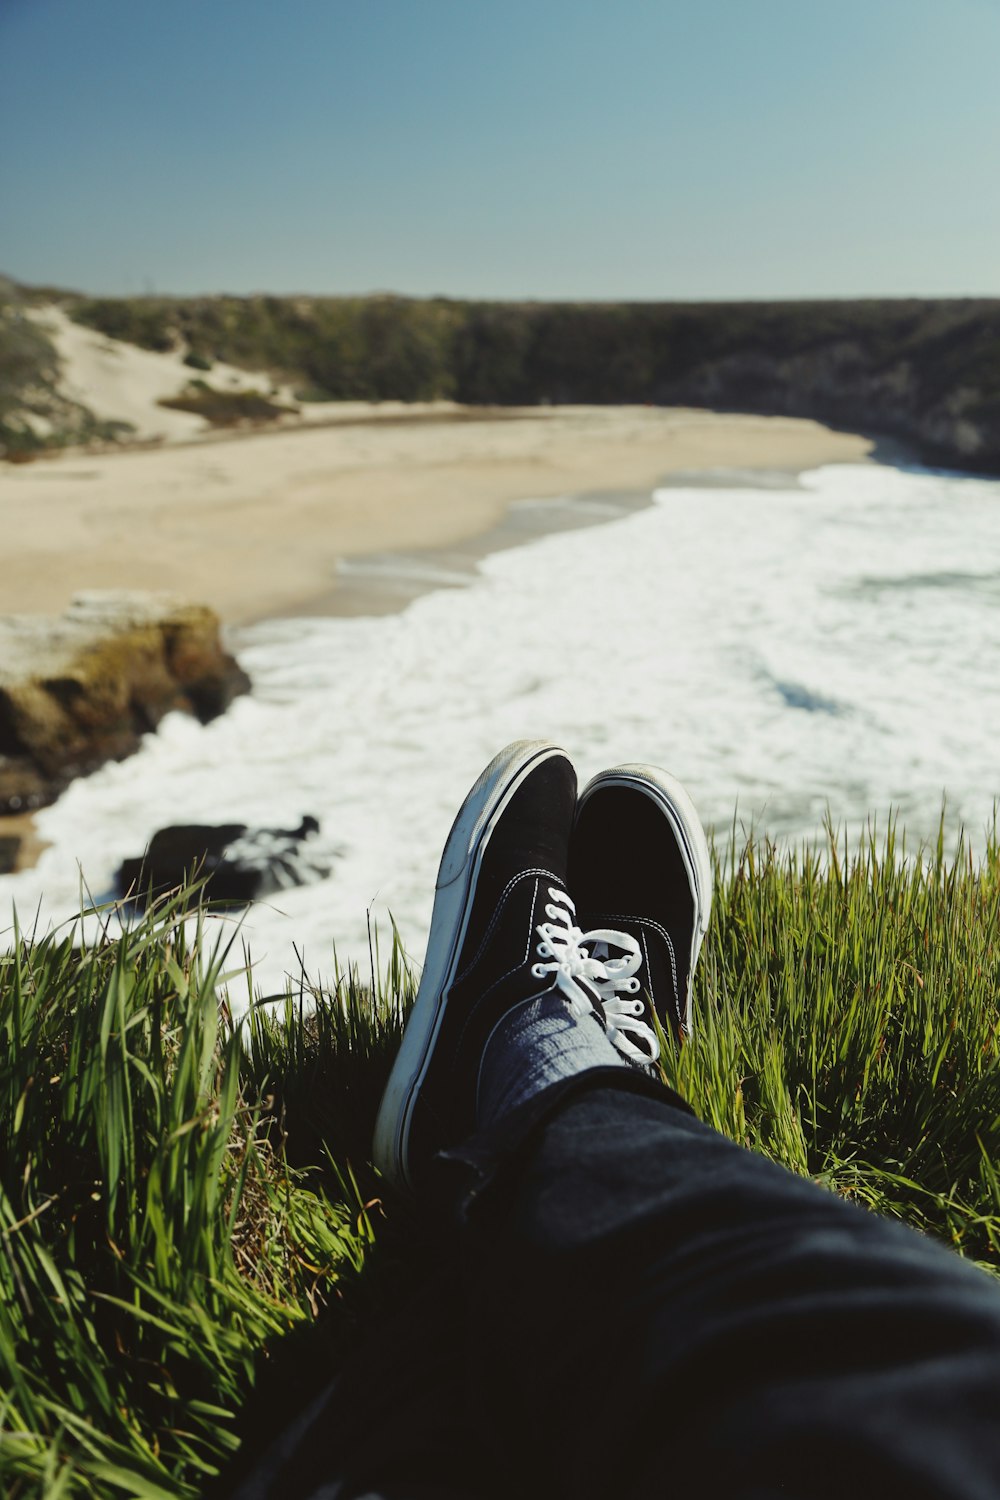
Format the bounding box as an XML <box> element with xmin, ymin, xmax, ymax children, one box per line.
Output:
<box><xmin>4</xmin><ymin>462</ymin><xmax>1000</xmax><ymax>997</ymax></box>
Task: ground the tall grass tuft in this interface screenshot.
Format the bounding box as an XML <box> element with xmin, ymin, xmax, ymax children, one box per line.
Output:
<box><xmin>0</xmin><ymin>894</ymin><xmax>410</xmax><ymax>1496</ymax></box>
<box><xmin>2</xmin><ymin>820</ymin><xmax>1000</xmax><ymax>1493</ymax></box>
<box><xmin>664</xmin><ymin>817</ymin><xmax>1000</xmax><ymax>1266</ymax></box>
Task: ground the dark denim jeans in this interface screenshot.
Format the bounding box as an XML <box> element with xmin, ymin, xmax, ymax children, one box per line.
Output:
<box><xmin>226</xmin><ymin>1071</ymin><xmax>1000</xmax><ymax>1498</ymax></box>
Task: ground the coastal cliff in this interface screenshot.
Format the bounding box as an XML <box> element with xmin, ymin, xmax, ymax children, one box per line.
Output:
<box><xmin>65</xmin><ymin>292</ymin><xmax>1000</xmax><ymax>475</ymax></box>
<box><xmin>4</xmin><ymin>282</ymin><xmax>1000</xmax><ymax>474</ymax></box>
<box><xmin>0</xmin><ymin>592</ymin><xmax>250</xmax><ymax>817</ymax></box>
<box><xmin>446</xmin><ymin>299</ymin><xmax>1000</xmax><ymax>473</ymax></box>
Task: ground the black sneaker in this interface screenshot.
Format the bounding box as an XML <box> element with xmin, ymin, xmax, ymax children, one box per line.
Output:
<box><xmin>374</xmin><ymin>740</ymin><xmax>598</xmax><ymax>1194</ymax></box>
<box><xmin>569</xmin><ymin>765</ymin><xmax>713</xmax><ymax>1062</ymax></box>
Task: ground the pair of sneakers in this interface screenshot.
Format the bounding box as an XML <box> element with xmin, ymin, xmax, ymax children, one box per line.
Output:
<box><xmin>373</xmin><ymin>740</ymin><xmax>713</xmax><ymax>1194</ymax></box>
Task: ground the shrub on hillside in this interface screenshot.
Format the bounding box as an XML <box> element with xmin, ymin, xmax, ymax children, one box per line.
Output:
<box><xmin>73</xmin><ymin>296</ymin><xmax>177</xmax><ymax>351</ymax></box>
<box><xmin>0</xmin><ymin>296</ymin><xmax>60</xmax><ymax>422</ymax></box>
<box><xmin>158</xmin><ymin>382</ymin><xmax>298</xmax><ymax>426</ymax></box>
<box><xmin>0</xmin><ymin>291</ymin><xmax>138</xmax><ymax>458</ymax></box>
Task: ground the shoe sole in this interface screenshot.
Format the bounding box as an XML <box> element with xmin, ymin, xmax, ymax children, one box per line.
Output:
<box><xmin>373</xmin><ymin>739</ymin><xmax>570</xmax><ymax>1193</ymax></box>
<box><xmin>576</xmin><ymin>764</ymin><xmax>713</xmax><ymax>1036</ymax></box>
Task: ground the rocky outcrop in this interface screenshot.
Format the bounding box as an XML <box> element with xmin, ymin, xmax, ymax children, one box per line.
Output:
<box><xmin>117</xmin><ymin>817</ymin><xmax>327</xmax><ymax>908</ymax></box>
<box><xmin>0</xmin><ymin>592</ymin><xmax>250</xmax><ymax>814</ymax></box>
<box><xmin>655</xmin><ymin>334</ymin><xmax>1000</xmax><ymax>473</ymax></box>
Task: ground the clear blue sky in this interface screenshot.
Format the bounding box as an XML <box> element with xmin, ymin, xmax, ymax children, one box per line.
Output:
<box><xmin>2</xmin><ymin>0</ymin><xmax>998</xmax><ymax>300</ymax></box>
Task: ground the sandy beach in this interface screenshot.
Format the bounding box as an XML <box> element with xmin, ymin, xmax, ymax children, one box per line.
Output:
<box><xmin>1</xmin><ymin>404</ymin><xmax>871</xmax><ymax>624</ymax></box>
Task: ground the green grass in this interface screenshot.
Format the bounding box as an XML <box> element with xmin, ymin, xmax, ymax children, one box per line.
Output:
<box><xmin>3</xmin><ymin>821</ymin><xmax>1000</xmax><ymax>1495</ymax></box>
<box><xmin>0</xmin><ymin>894</ymin><xmax>410</xmax><ymax>1496</ymax></box>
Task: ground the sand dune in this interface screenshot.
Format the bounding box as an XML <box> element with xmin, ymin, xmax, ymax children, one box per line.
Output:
<box><xmin>28</xmin><ymin>305</ymin><xmax>287</xmax><ymax>441</ymax></box>
<box><xmin>26</xmin><ymin>304</ymin><xmax>463</xmax><ymax>444</ymax></box>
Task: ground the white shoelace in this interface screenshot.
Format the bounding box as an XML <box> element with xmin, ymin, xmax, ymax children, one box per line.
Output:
<box><xmin>531</xmin><ymin>887</ymin><xmax>660</xmax><ymax>1065</ymax></box>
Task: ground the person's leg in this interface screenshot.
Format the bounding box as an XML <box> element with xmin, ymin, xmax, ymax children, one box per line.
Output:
<box><xmin>228</xmin><ymin>739</ymin><xmax>616</xmax><ymax>1499</ymax></box>
<box><xmin>443</xmin><ymin>1075</ymin><xmax>1000</xmax><ymax>1498</ymax></box>
<box><xmin>399</xmin><ymin>752</ymin><xmax>1000</xmax><ymax>1497</ymax></box>
<box><xmin>234</xmin><ymin>742</ymin><xmax>1000</xmax><ymax>1497</ymax></box>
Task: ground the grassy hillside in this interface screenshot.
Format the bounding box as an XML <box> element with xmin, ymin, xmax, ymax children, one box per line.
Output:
<box><xmin>70</xmin><ymin>292</ymin><xmax>464</xmax><ymax>404</ymax></box>
<box><xmin>0</xmin><ymin>281</ymin><xmax>133</xmax><ymax>456</ymax></box>
<box><xmin>3</xmin><ymin>822</ymin><xmax>1000</xmax><ymax>1494</ymax></box>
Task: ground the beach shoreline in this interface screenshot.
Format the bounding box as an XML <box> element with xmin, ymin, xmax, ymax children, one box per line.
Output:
<box><xmin>0</xmin><ymin>404</ymin><xmax>872</xmax><ymax>626</ymax></box>
<box><xmin>0</xmin><ymin>403</ymin><xmax>872</xmax><ymax>869</ymax></box>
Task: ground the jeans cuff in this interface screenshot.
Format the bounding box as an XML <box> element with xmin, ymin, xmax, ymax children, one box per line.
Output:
<box><xmin>426</xmin><ymin>1066</ymin><xmax>695</xmax><ymax>1228</ymax></box>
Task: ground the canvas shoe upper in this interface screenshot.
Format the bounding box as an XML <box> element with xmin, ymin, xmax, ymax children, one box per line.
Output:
<box><xmin>569</xmin><ymin>765</ymin><xmax>713</xmax><ymax>1066</ymax></box>
<box><xmin>374</xmin><ymin>741</ymin><xmax>644</xmax><ymax>1194</ymax></box>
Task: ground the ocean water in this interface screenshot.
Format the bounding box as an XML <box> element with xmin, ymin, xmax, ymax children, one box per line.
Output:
<box><xmin>4</xmin><ymin>461</ymin><xmax>1000</xmax><ymax>996</ymax></box>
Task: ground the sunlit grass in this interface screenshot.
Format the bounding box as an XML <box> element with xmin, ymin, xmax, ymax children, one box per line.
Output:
<box><xmin>665</xmin><ymin>817</ymin><xmax>1000</xmax><ymax>1266</ymax></box>
<box><xmin>0</xmin><ymin>893</ymin><xmax>410</xmax><ymax>1497</ymax></box>
<box><xmin>3</xmin><ymin>819</ymin><xmax>1000</xmax><ymax>1494</ymax></box>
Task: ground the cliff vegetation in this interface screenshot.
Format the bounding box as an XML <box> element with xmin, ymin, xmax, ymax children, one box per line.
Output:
<box><xmin>67</xmin><ymin>289</ymin><xmax>1000</xmax><ymax>473</ymax></box>
<box><xmin>4</xmin><ymin>277</ymin><xmax>1000</xmax><ymax>472</ymax></box>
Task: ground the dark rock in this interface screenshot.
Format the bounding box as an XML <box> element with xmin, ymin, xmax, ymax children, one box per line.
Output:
<box><xmin>0</xmin><ymin>591</ymin><xmax>251</xmax><ymax>814</ymax></box>
<box><xmin>0</xmin><ymin>835</ymin><xmax>20</xmax><ymax>874</ymax></box>
<box><xmin>117</xmin><ymin>816</ymin><xmax>327</xmax><ymax>907</ymax></box>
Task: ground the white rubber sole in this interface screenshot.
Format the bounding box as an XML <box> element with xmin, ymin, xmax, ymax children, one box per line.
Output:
<box><xmin>372</xmin><ymin>739</ymin><xmax>569</xmax><ymax>1193</ymax></box>
<box><xmin>576</xmin><ymin>764</ymin><xmax>713</xmax><ymax>1035</ymax></box>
